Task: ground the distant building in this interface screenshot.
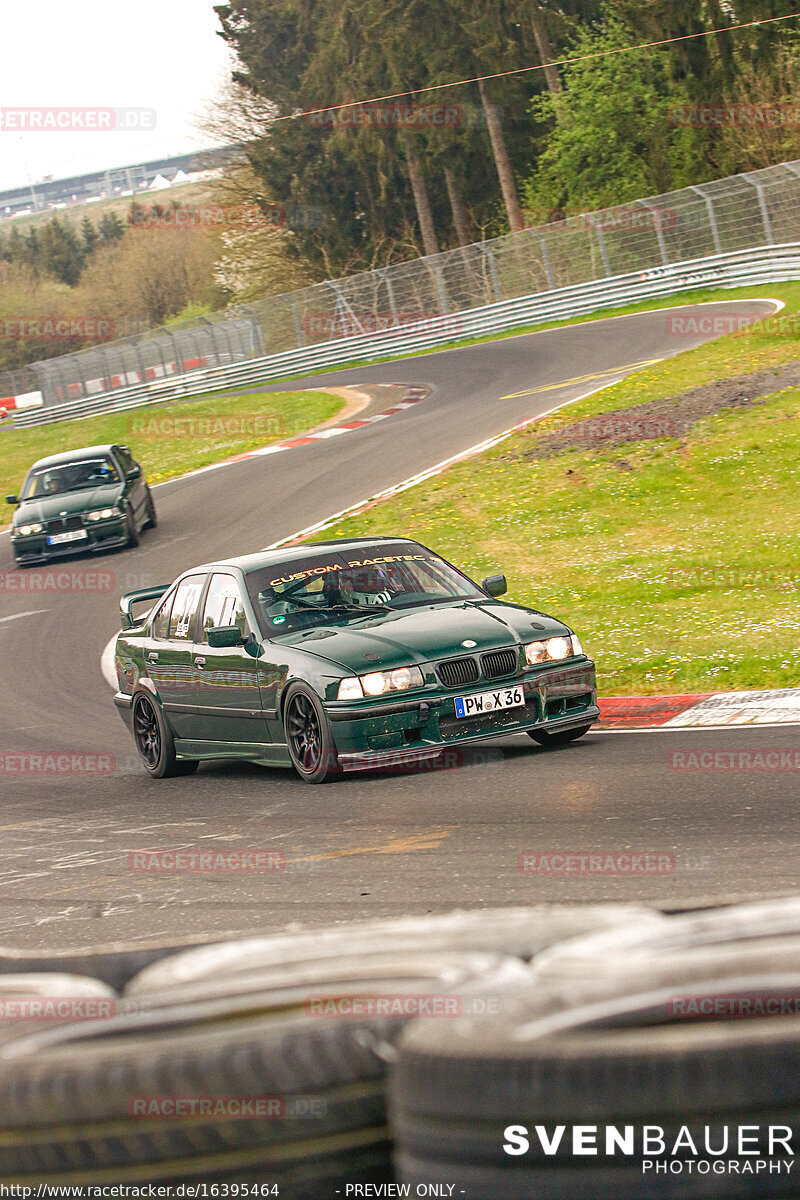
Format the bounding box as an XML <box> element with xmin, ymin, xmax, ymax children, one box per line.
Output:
<box><xmin>0</xmin><ymin>146</ymin><xmax>241</xmax><ymax>219</ymax></box>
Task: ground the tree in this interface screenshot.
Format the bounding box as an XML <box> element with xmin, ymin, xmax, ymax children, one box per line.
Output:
<box><xmin>81</xmin><ymin>216</ymin><xmax>99</xmax><ymax>258</ymax></box>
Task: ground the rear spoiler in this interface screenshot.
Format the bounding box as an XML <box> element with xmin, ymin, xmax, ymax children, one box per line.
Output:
<box><xmin>120</xmin><ymin>585</ymin><xmax>169</xmax><ymax>631</ymax></box>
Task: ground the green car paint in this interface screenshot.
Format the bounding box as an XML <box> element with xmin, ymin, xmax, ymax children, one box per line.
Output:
<box><xmin>7</xmin><ymin>443</ymin><xmax>155</xmax><ymax>566</ymax></box>
<box><xmin>113</xmin><ymin>537</ymin><xmax>599</xmax><ymax>784</ymax></box>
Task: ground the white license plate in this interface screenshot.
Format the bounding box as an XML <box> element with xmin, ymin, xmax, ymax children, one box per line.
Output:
<box><xmin>454</xmin><ymin>685</ymin><xmax>525</xmax><ymax>719</ymax></box>
<box><xmin>47</xmin><ymin>530</ymin><xmax>88</xmax><ymax>546</ymax></box>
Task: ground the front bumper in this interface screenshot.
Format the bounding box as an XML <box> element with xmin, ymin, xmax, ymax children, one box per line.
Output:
<box><xmin>12</xmin><ymin>517</ymin><xmax>128</xmax><ymax>565</ymax></box>
<box><xmin>326</xmin><ymin>659</ymin><xmax>598</xmax><ymax>773</ymax></box>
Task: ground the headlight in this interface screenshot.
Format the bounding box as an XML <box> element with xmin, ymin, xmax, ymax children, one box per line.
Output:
<box><xmin>525</xmin><ymin>635</ymin><xmax>578</xmax><ymax>666</ymax></box>
<box><xmin>337</xmin><ymin>665</ymin><xmax>424</xmax><ymax>701</ymax></box>
<box><xmin>16</xmin><ymin>523</ymin><xmax>44</xmax><ymax>536</ymax></box>
<box><xmin>570</xmin><ymin>633</ymin><xmax>583</xmax><ymax>656</ymax></box>
<box><xmin>86</xmin><ymin>507</ymin><xmax>120</xmax><ymax>522</ymax></box>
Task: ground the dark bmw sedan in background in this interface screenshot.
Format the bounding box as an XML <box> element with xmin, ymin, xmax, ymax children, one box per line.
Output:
<box><xmin>7</xmin><ymin>443</ymin><xmax>157</xmax><ymax>566</ymax></box>
<box><xmin>114</xmin><ymin>536</ymin><xmax>599</xmax><ymax>783</ymax></box>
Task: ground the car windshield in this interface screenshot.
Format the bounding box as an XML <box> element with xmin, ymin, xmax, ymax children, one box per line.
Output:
<box><xmin>21</xmin><ymin>456</ymin><xmax>120</xmax><ymax>499</ymax></box>
<box><xmin>246</xmin><ymin>544</ymin><xmax>485</xmax><ymax>635</ymax></box>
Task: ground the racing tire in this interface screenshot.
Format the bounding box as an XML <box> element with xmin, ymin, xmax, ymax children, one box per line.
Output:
<box><xmin>283</xmin><ymin>683</ymin><xmax>339</xmax><ymax>784</ymax></box>
<box><xmin>0</xmin><ymin>951</ymin><xmax>525</xmax><ymax>1192</ymax></box>
<box><xmin>143</xmin><ymin>488</ymin><xmax>157</xmax><ymax>530</ymax></box>
<box><xmin>527</xmin><ymin>722</ymin><xmax>593</xmax><ymax>746</ymax></box>
<box><xmin>125</xmin><ymin>906</ymin><xmax>665</xmax><ymax>999</ymax></box>
<box><xmin>391</xmin><ymin>975</ymin><xmax>800</xmax><ymax>1199</ymax></box>
<box><xmin>124</xmin><ymin>503</ymin><xmax>140</xmax><ymax>548</ymax></box>
<box><xmin>132</xmin><ymin>692</ymin><xmax>198</xmax><ymax>779</ymax></box>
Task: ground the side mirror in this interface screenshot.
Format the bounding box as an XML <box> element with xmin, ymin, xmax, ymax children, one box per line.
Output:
<box><xmin>5</xmin><ymin>495</ymin><xmax>18</xmax><ymax>505</ymax></box>
<box><xmin>482</xmin><ymin>574</ymin><xmax>507</xmax><ymax>598</ymax></box>
<box><xmin>126</xmin><ymin>465</ymin><xmax>142</xmax><ymax>481</ymax></box>
<box><xmin>207</xmin><ymin>625</ymin><xmax>245</xmax><ymax>649</ymax></box>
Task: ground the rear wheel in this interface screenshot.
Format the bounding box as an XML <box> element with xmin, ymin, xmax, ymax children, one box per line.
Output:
<box><xmin>528</xmin><ymin>723</ymin><xmax>593</xmax><ymax>747</ymax></box>
<box><xmin>283</xmin><ymin>684</ymin><xmax>338</xmax><ymax>784</ymax></box>
<box><xmin>133</xmin><ymin>693</ymin><xmax>198</xmax><ymax>778</ymax></box>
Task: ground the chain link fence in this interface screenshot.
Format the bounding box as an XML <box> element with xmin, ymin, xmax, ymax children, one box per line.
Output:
<box><xmin>4</xmin><ymin>160</ymin><xmax>800</xmax><ymax>409</ymax></box>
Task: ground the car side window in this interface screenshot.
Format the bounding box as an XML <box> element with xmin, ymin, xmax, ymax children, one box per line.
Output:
<box><xmin>168</xmin><ymin>575</ymin><xmax>206</xmax><ymax>641</ymax></box>
<box><xmin>115</xmin><ymin>447</ymin><xmax>134</xmax><ymax>476</ymax></box>
<box><xmin>201</xmin><ymin>574</ymin><xmax>248</xmax><ymax>640</ymax></box>
<box><xmin>151</xmin><ymin>590</ymin><xmax>175</xmax><ymax>640</ymax></box>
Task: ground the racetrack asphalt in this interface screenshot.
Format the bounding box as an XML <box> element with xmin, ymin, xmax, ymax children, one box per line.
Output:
<box><xmin>2</xmin><ymin>298</ymin><xmax>797</xmax><ymax>954</ymax></box>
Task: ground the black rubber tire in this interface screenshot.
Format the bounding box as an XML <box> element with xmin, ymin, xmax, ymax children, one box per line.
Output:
<box><xmin>132</xmin><ymin>692</ymin><xmax>198</xmax><ymax>779</ymax></box>
<box><xmin>0</xmin><ymin>951</ymin><xmax>524</xmax><ymax>1190</ymax></box>
<box><xmin>533</xmin><ymin>895</ymin><xmax>800</xmax><ymax>986</ymax></box>
<box><xmin>0</xmin><ymin>973</ymin><xmax>117</xmax><ymax>1049</ymax></box>
<box><xmin>391</xmin><ymin>976</ymin><xmax>800</xmax><ymax>1199</ymax></box>
<box><xmin>527</xmin><ymin>722</ymin><xmax>593</xmax><ymax>746</ymax></box>
<box><xmin>124</xmin><ymin>503</ymin><xmax>140</xmax><ymax>548</ymax></box>
<box><xmin>124</xmin><ymin>905</ymin><xmax>665</xmax><ymax>998</ymax></box>
<box><xmin>283</xmin><ymin>682</ymin><xmax>339</xmax><ymax>783</ymax></box>
<box><xmin>143</xmin><ymin>488</ymin><xmax>157</xmax><ymax>530</ymax></box>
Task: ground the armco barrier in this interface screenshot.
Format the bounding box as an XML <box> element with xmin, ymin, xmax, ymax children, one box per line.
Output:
<box><xmin>1</xmin><ymin>390</ymin><xmax>44</xmax><ymax>413</ymax></box>
<box><xmin>11</xmin><ymin>243</ymin><xmax>800</xmax><ymax>428</ymax></box>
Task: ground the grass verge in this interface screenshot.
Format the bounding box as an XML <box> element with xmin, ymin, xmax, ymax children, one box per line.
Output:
<box><xmin>309</xmin><ymin>291</ymin><xmax>800</xmax><ymax>696</ymax></box>
<box><xmin>1</xmin><ymin>389</ymin><xmax>344</xmax><ymax>529</ymax></box>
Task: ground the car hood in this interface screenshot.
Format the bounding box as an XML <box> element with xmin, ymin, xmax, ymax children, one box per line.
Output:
<box><xmin>13</xmin><ymin>484</ymin><xmax>123</xmax><ymax>526</ymax></box>
<box><xmin>272</xmin><ymin>600</ymin><xmax>571</xmax><ymax>673</ymax></box>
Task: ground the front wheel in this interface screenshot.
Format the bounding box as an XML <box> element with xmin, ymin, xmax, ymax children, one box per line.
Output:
<box><xmin>124</xmin><ymin>504</ymin><xmax>140</xmax><ymax>548</ymax></box>
<box><xmin>528</xmin><ymin>723</ymin><xmax>594</xmax><ymax>748</ymax></box>
<box><xmin>283</xmin><ymin>684</ymin><xmax>338</xmax><ymax>784</ymax></box>
<box><xmin>143</xmin><ymin>488</ymin><xmax>158</xmax><ymax>530</ymax></box>
<box><xmin>133</xmin><ymin>692</ymin><xmax>198</xmax><ymax>778</ymax></box>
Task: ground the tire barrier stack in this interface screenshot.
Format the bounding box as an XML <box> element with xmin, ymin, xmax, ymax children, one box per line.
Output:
<box><xmin>4</xmin><ymin>901</ymin><xmax>800</xmax><ymax>1196</ymax></box>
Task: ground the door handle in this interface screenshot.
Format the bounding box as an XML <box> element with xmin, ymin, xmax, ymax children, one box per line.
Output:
<box><xmin>194</xmin><ymin>656</ymin><xmax>206</xmax><ymax>669</ymax></box>
<box><xmin>147</xmin><ymin>652</ymin><xmax>159</xmax><ymax>664</ymax></box>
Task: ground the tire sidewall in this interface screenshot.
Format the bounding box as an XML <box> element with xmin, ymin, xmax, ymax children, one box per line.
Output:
<box><xmin>283</xmin><ymin>682</ymin><xmax>338</xmax><ymax>783</ymax></box>
<box><xmin>133</xmin><ymin>691</ymin><xmax>177</xmax><ymax>778</ymax></box>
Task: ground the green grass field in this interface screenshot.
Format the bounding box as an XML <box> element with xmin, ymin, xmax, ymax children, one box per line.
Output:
<box><xmin>1</xmin><ymin>388</ymin><xmax>343</xmax><ymax>528</ymax></box>
<box><xmin>308</xmin><ymin>284</ymin><xmax>800</xmax><ymax>696</ymax></box>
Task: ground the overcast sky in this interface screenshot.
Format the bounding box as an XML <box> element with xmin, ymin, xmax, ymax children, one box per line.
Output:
<box><xmin>0</xmin><ymin>0</ymin><xmax>234</xmax><ymax>191</ymax></box>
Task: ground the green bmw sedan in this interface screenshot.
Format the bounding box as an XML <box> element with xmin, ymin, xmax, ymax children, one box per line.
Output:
<box><xmin>7</xmin><ymin>443</ymin><xmax>156</xmax><ymax>566</ymax></box>
<box><xmin>114</xmin><ymin>537</ymin><xmax>599</xmax><ymax>783</ymax></box>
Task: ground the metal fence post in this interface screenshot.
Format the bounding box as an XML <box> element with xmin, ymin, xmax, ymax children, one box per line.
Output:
<box><xmin>691</xmin><ymin>184</ymin><xmax>722</xmax><ymax>255</ymax></box>
<box><xmin>529</xmin><ymin>231</ymin><xmax>555</xmax><ymax>289</ymax></box>
<box><xmin>742</xmin><ymin>173</ymin><xmax>774</xmax><ymax>245</ymax></box>
<box><xmin>637</xmin><ymin>200</ymin><xmax>669</xmax><ymax>265</ymax></box>
<box><xmin>481</xmin><ymin>244</ymin><xmax>503</xmax><ymax>302</ymax></box>
<box><xmin>585</xmin><ymin>216</ymin><xmax>611</xmax><ymax>276</ymax></box>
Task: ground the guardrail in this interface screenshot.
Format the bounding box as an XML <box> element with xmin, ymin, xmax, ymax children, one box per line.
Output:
<box><xmin>12</xmin><ymin>243</ymin><xmax>800</xmax><ymax>428</ymax></box>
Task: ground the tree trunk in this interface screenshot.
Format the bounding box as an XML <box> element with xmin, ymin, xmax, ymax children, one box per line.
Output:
<box><xmin>478</xmin><ymin>77</ymin><xmax>523</xmax><ymax>233</ymax></box>
<box><xmin>530</xmin><ymin>3</ymin><xmax>562</xmax><ymax>94</ymax></box>
<box><xmin>402</xmin><ymin>135</ymin><xmax>439</xmax><ymax>257</ymax></box>
<box><xmin>444</xmin><ymin>167</ymin><xmax>472</xmax><ymax>246</ymax></box>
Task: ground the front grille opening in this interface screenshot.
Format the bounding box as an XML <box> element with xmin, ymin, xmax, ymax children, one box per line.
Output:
<box><xmin>437</xmin><ymin>657</ymin><xmax>479</xmax><ymax>688</ymax></box>
<box><xmin>47</xmin><ymin>516</ymin><xmax>83</xmax><ymax>534</ymax></box>
<box><xmin>565</xmin><ymin>693</ymin><xmax>592</xmax><ymax>712</ymax></box>
<box><xmin>404</xmin><ymin>727</ymin><xmax>422</xmax><ymax>744</ymax></box>
<box><xmin>546</xmin><ymin>699</ymin><xmax>566</xmax><ymax>718</ymax></box>
<box><xmin>481</xmin><ymin>648</ymin><xmax>519</xmax><ymax>680</ymax></box>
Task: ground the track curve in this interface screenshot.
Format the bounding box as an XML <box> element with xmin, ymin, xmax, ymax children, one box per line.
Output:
<box><xmin>2</xmin><ymin>299</ymin><xmax>796</xmax><ymax>952</ymax></box>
